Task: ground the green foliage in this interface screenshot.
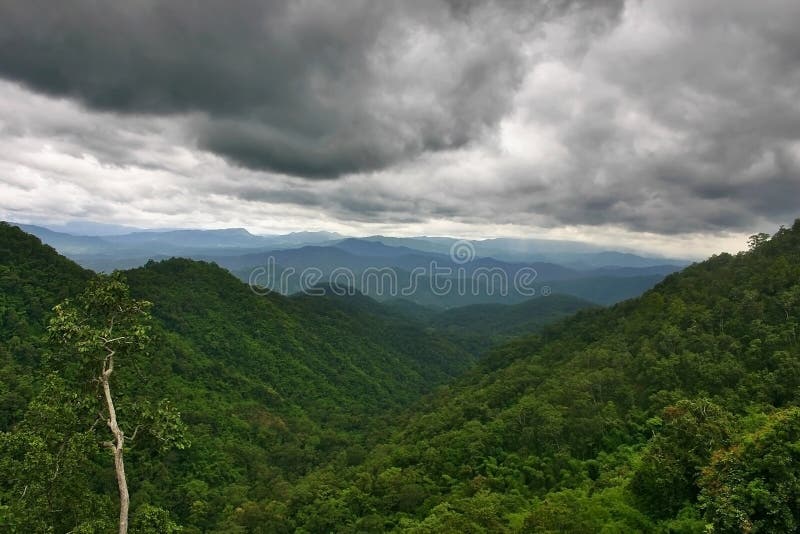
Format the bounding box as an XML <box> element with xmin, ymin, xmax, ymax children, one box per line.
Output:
<box><xmin>3</xmin><ymin>220</ymin><xmax>800</xmax><ymax>531</ymax></box>
<box><xmin>48</xmin><ymin>272</ymin><xmax>153</xmax><ymax>377</ymax></box>
<box><xmin>124</xmin><ymin>258</ymin><xmax>471</xmax><ymax>419</ymax></box>
<box><xmin>273</xmin><ymin>220</ymin><xmax>800</xmax><ymax>531</ymax></box>
<box><xmin>523</xmin><ymin>487</ymin><xmax>653</xmax><ymax>533</ymax></box>
<box><xmin>630</xmin><ymin>399</ymin><xmax>733</xmax><ymax>518</ymax></box>
<box><xmin>747</xmin><ymin>232</ymin><xmax>771</xmax><ymax>250</ymax></box>
<box><xmin>45</xmin><ymin>273</ymin><xmax>190</xmax><ymax>456</ymax></box>
<box><xmin>700</xmin><ymin>408</ymin><xmax>800</xmax><ymax>533</ymax></box>
<box><xmin>427</xmin><ymin>294</ymin><xmax>596</xmax><ymax>356</ymax></box>
<box><xmin>130</xmin><ymin>504</ymin><xmax>182</xmax><ymax>533</ymax></box>
<box><xmin>2</xmin><ymin>270</ymin><xmax>189</xmax><ymax>531</ymax></box>
<box><xmin>0</xmin><ymin>222</ymin><xmax>91</xmax><ymax>430</ymax></box>
<box><xmin>0</xmin><ymin>224</ymin><xmax>482</xmax><ymax>531</ymax></box>
<box><xmin>0</xmin><ymin>375</ymin><xmax>112</xmax><ymax>532</ymax></box>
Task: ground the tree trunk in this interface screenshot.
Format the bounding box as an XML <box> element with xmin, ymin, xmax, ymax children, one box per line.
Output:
<box><xmin>102</xmin><ymin>355</ymin><xmax>129</xmax><ymax>534</ymax></box>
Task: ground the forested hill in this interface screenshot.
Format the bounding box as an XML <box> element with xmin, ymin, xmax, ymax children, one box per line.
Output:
<box><xmin>271</xmin><ymin>221</ymin><xmax>800</xmax><ymax>532</ymax></box>
<box><xmin>4</xmin><ymin>221</ymin><xmax>800</xmax><ymax>532</ymax></box>
<box><xmin>123</xmin><ymin>257</ymin><xmax>470</xmax><ymax>420</ymax></box>
<box><xmin>0</xmin><ymin>223</ymin><xmax>92</xmax><ymax>427</ymax></box>
<box><xmin>0</xmin><ymin>223</ymin><xmax>475</xmax><ymax>531</ymax></box>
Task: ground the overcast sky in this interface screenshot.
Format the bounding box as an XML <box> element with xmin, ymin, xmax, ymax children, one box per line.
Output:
<box><xmin>1</xmin><ymin>0</ymin><xmax>799</xmax><ymax>258</ymax></box>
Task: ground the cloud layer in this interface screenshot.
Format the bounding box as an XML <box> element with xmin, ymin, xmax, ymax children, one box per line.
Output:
<box><xmin>0</xmin><ymin>0</ymin><xmax>798</xmax><ymax>255</ymax></box>
<box><xmin>0</xmin><ymin>0</ymin><xmax>623</xmax><ymax>177</ymax></box>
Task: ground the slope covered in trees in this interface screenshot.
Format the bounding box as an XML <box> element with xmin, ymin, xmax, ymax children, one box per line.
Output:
<box><xmin>427</xmin><ymin>294</ymin><xmax>596</xmax><ymax>356</ymax></box>
<box><xmin>0</xmin><ymin>223</ymin><xmax>92</xmax><ymax>428</ymax></box>
<box><xmin>122</xmin><ymin>257</ymin><xmax>475</xmax><ymax>426</ymax></box>
<box><xmin>3</xmin><ymin>220</ymin><xmax>800</xmax><ymax>532</ymax></box>
<box><xmin>263</xmin><ymin>220</ymin><xmax>800</xmax><ymax>532</ymax></box>
<box><xmin>0</xmin><ymin>224</ymin><xmax>477</xmax><ymax>532</ymax></box>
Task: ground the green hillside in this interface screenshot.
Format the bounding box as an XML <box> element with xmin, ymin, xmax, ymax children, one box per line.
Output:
<box><xmin>429</xmin><ymin>294</ymin><xmax>596</xmax><ymax>355</ymax></box>
<box><xmin>267</xmin><ymin>221</ymin><xmax>800</xmax><ymax>532</ymax></box>
<box><xmin>0</xmin><ymin>223</ymin><xmax>92</xmax><ymax>428</ymax></box>
<box><xmin>124</xmin><ymin>258</ymin><xmax>471</xmax><ymax>420</ymax></box>
<box><xmin>4</xmin><ymin>220</ymin><xmax>800</xmax><ymax>532</ymax></box>
<box><xmin>0</xmin><ymin>224</ymin><xmax>473</xmax><ymax>532</ymax></box>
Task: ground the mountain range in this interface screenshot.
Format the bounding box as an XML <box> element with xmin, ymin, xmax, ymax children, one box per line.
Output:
<box><xmin>9</xmin><ymin>223</ymin><xmax>688</xmax><ymax>307</ymax></box>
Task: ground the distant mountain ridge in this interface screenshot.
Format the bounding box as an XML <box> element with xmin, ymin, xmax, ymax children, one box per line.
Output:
<box><xmin>11</xmin><ymin>221</ymin><xmax>686</xmax><ymax>267</ymax></box>
<box><xmin>361</xmin><ymin>234</ymin><xmax>689</xmax><ymax>267</ymax></box>
<box><xmin>216</xmin><ymin>242</ymin><xmax>678</xmax><ymax>306</ymax></box>
<box><xmin>7</xmin><ymin>221</ymin><xmax>687</xmax><ymax>307</ymax></box>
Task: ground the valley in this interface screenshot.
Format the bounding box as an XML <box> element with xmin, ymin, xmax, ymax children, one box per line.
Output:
<box><xmin>2</xmin><ymin>220</ymin><xmax>799</xmax><ymax>532</ymax></box>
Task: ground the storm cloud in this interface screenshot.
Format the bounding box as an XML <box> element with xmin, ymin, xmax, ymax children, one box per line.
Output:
<box><xmin>0</xmin><ymin>0</ymin><xmax>623</xmax><ymax>177</ymax></box>
<box><xmin>0</xmin><ymin>0</ymin><xmax>799</xmax><ymax>254</ymax></box>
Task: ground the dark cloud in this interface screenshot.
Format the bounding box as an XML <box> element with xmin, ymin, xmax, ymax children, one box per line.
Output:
<box><xmin>1</xmin><ymin>0</ymin><xmax>798</xmax><ymax>251</ymax></box>
<box><xmin>0</xmin><ymin>0</ymin><xmax>623</xmax><ymax>178</ymax></box>
<box><xmin>470</xmin><ymin>0</ymin><xmax>800</xmax><ymax>235</ymax></box>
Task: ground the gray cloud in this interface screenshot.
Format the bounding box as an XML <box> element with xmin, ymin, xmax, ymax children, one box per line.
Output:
<box><xmin>1</xmin><ymin>0</ymin><xmax>799</xmax><ymax>252</ymax></box>
<box><xmin>0</xmin><ymin>0</ymin><xmax>623</xmax><ymax>178</ymax></box>
<box><xmin>471</xmin><ymin>0</ymin><xmax>800</xmax><ymax>235</ymax></box>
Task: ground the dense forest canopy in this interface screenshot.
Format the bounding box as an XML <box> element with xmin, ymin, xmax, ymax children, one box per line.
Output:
<box><xmin>272</xmin><ymin>220</ymin><xmax>800</xmax><ymax>532</ymax></box>
<box><xmin>0</xmin><ymin>223</ymin><xmax>479</xmax><ymax>531</ymax></box>
<box><xmin>1</xmin><ymin>220</ymin><xmax>800</xmax><ymax>532</ymax></box>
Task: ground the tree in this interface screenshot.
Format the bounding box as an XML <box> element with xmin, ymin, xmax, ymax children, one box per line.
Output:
<box><xmin>629</xmin><ymin>399</ymin><xmax>733</xmax><ymax>518</ymax></box>
<box><xmin>747</xmin><ymin>232</ymin><xmax>771</xmax><ymax>250</ymax></box>
<box><xmin>0</xmin><ymin>375</ymin><xmax>114</xmax><ymax>532</ymax></box>
<box><xmin>700</xmin><ymin>408</ymin><xmax>800</xmax><ymax>533</ymax></box>
<box><xmin>47</xmin><ymin>273</ymin><xmax>186</xmax><ymax>534</ymax></box>
<box><xmin>130</xmin><ymin>504</ymin><xmax>182</xmax><ymax>533</ymax></box>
